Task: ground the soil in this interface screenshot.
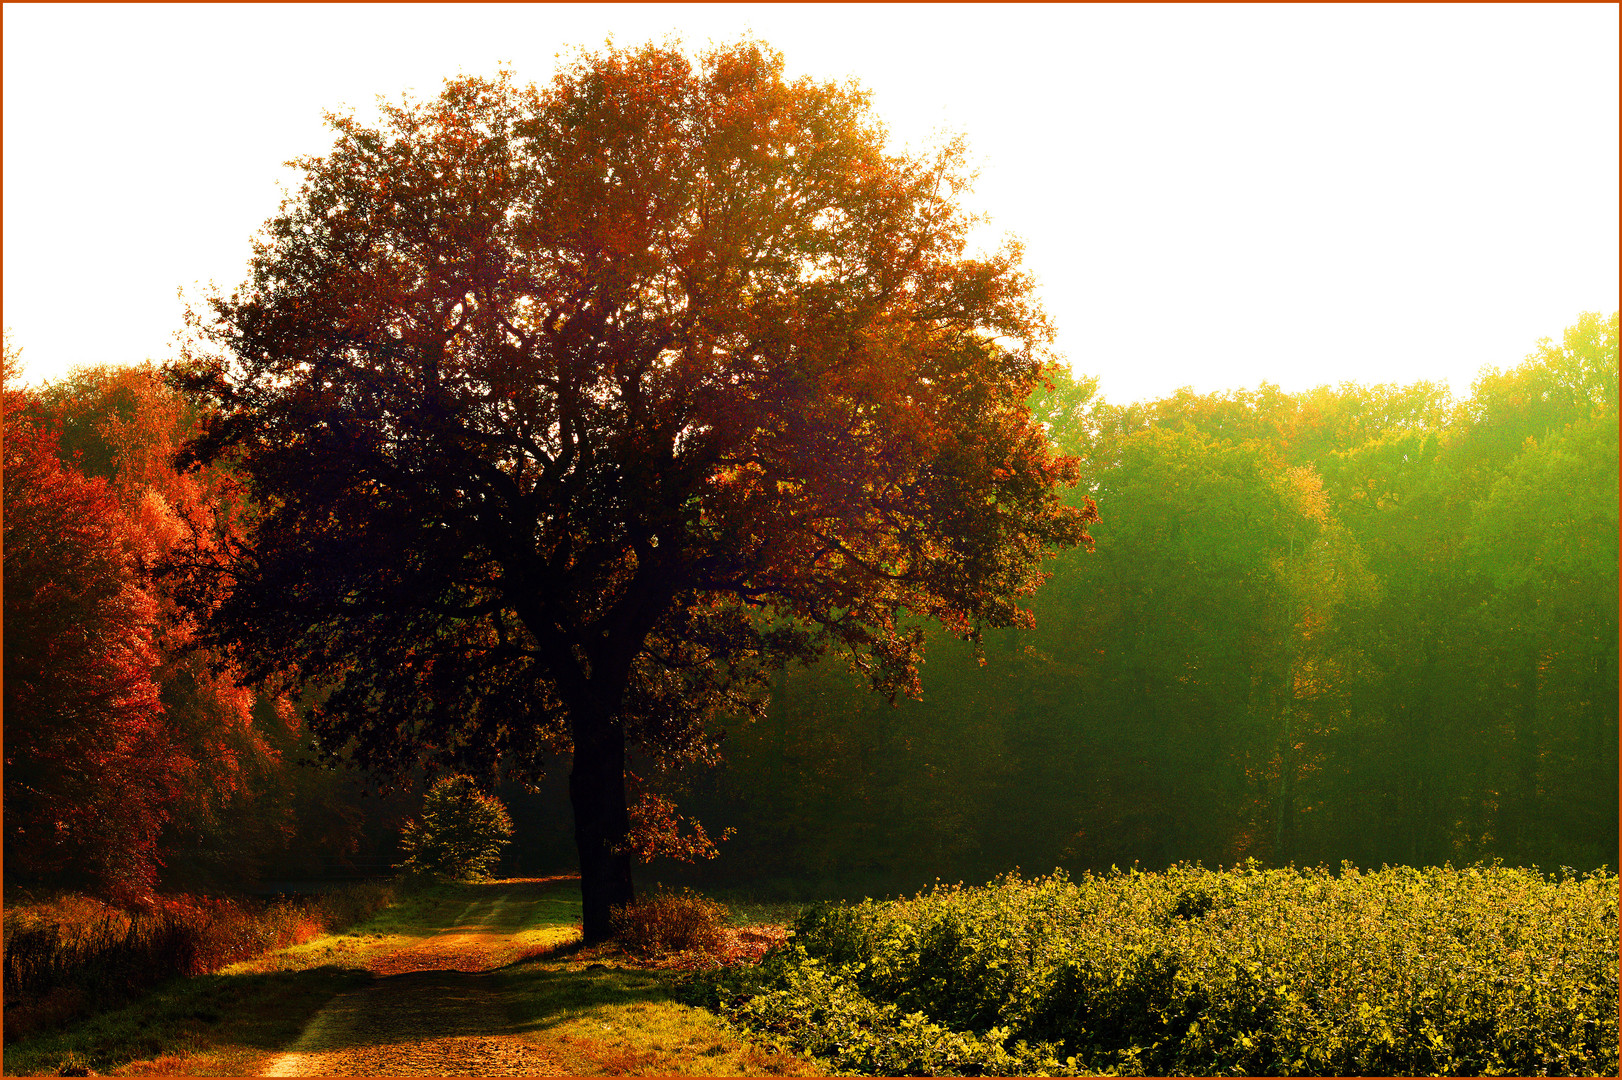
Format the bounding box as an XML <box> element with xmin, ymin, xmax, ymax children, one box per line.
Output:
<box><xmin>260</xmin><ymin>886</ymin><xmax>563</xmax><ymax>1077</ymax></box>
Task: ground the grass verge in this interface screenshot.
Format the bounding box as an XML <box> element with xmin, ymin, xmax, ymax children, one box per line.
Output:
<box><xmin>496</xmin><ymin>951</ymin><xmax>816</xmax><ymax>1075</ymax></box>
<box><xmin>3</xmin><ymin>964</ymin><xmax>373</xmax><ymax>1077</ymax></box>
<box><xmin>1</xmin><ymin>884</ymin><xmax>469</xmax><ymax>1076</ymax></box>
<box><xmin>3</xmin><ymin>881</ymin><xmax>395</xmax><ymax>1047</ymax></box>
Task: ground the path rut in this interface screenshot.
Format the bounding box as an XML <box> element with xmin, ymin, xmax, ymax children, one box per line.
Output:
<box><xmin>262</xmin><ymin>890</ymin><xmax>563</xmax><ymax>1076</ymax></box>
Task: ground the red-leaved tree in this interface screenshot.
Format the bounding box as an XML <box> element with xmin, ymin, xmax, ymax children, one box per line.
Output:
<box><xmin>4</xmin><ymin>359</ymin><xmax>183</xmax><ymax>898</ymax></box>
<box><xmin>45</xmin><ymin>365</ymin><xmax>293</xmax><ymax>867</ymax></box>
<box><xmin>4</xmin><ymin>347</ymin><xmax>302</xmax><ymax>897</ymax></box>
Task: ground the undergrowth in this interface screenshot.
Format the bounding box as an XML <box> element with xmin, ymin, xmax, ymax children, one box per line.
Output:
<box><xmin>690</xmin><ymin>862</ymin><xmax>1619</xmax><ymax>1076</ymax></box>
<box><xmin>612</xmin><ymin>888</ymin><xmax>732</xmax><ymax>960</ymax></box>
<box><xmin>2</xmin><ymin>880</ymin><xmax>395</xmax><ymax>1042</ymax></box>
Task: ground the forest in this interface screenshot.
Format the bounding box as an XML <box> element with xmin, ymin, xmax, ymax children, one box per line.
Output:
<box><xmin>5</xmin><ymin>309</ymin><xmax>1615</xmax><ymax>904</ymax></box>
<box><xmin>673</xmin><ymin>308</ymin><xmax>1619</xmax><ymax>892</ymax></box>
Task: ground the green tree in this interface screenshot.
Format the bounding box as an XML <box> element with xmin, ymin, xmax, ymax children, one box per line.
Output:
<box><xmin>673</xmin><ymin>321</ymin><xmax>1617</xmax><ymax>885</ymax></box>
<box><xmin>1464</xmin><ymin>405</ymin><xmax>1618</xmax><ymax>865</ymax></box>
<box><xmin>397</xmin><ymin>775</ymin><xmax>515</xmax><ymax>881</ymax></box>
<box><xmin>173</xmin><ymin>42</ymin><xmax>1094</xmax><ymax>938</ymax></box>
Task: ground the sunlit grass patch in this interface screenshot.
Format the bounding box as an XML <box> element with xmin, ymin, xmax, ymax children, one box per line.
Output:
<box><xmin>498</xmin><ymin>958</ymin><xmax>816</xmax><ymax>1075</ymax></box>
<box><xmin>493</xmin><ymin>877</ymin><xmax>584</xmax><ymax>963</ymax></box>
<box><xmin>510</xmin><ymin>923</ymin><xmax>584</xmax><ymax>964</ymax></box>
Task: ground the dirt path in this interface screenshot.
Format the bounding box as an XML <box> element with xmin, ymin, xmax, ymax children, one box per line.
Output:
<box><xmin>261</xmin><ymin>888</ymin><xmax>563</xmax><ymax>1077</ymax></box>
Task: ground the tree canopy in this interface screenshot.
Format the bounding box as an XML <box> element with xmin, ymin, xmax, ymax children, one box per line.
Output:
<box><xmin>173</xmin><ymin>40</ymin><xmax>1094</xmax><ymax>938</ymax></box>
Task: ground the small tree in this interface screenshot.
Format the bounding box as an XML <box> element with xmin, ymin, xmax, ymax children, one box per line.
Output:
<box><xmin>396</xmin><ymin>775</ymin><xmax>514</xmax><ymax>881</ymax></box>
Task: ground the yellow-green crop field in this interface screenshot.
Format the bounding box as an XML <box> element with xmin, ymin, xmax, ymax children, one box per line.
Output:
<box><xmin>693</xmin><ymin>862</ymin><xmax>1618</xmax><ymax>1076</ymax></box>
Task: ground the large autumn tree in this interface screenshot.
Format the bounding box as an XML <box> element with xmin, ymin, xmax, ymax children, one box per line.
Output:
<box><xmin>174</xmin><ymin>41</ymin><xmax>1094</xmax><ymax>939</ymax></box>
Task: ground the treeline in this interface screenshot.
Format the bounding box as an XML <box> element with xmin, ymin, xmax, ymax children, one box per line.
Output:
<box><xmin>4</xmin><ymin>314</ymin><xmax>1615</xmax><ymax>900</ymax></box>
<box><xmin>668</xmin><ymin>311</ymin><xmax>1618</xmax><ymax>892</ymax></box>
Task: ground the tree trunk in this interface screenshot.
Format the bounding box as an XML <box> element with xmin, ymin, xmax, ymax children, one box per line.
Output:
<box><xmin>570</xmin><ymin>714</ymin><xmax>634</xmax><ymax>943</ymax></box>
<box><xmin>1273</xmin><ymin>665</ymin><xmax>1294</xmax><ymax>865</ymax></box>
<box><xmin>1510</xmin><ymin>650</ymin><xmax>1541</xmax><ymax>860</ymax></box>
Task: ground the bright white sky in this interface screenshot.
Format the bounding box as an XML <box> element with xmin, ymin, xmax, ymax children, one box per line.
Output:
<box><xmin>4</xmin><ymin>3</ymin><xmax>1617</xmax><ymax>406</ymax></box>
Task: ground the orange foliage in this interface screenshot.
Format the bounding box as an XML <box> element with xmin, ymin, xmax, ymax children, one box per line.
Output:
<box><xmin>3</xmin><ymin>350</ymin><xmax>289</xmax><ymax>897</ymax></box>
<box><xmin>622</xmin><ymin>774</ymin><xmax>735</xmax><ymax>862</ymax></box>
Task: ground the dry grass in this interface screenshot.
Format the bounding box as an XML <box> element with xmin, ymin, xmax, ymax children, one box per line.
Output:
<box><xmin>2</xmin><ymin>882</ymin><xmax>395</xmax><ymax>1043</ymax></box>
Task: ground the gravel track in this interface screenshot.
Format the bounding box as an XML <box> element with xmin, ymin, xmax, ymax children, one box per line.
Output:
<box><xmin>261</xmin><ymin>888</ymin><xmax>564</xmax><ymax>1077</ymax></box>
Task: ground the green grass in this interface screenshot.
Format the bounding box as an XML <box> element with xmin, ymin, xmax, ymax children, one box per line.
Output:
<box><xmin>504</xmin><ymin>881</ymin><xmax>590</xmax><ymax>959</ymax></box>
<box><xmin>2</xmin><ymin>961</ymin><xmax>373</xmax><ymax>1076</ymax></box>
<box><xmin>496</xmin><ymin>949</ymin><xmax>814</xmax><ymax>1074</ymax></box>
<box><xmin>721</xmin><ymin>897</ymin><xmax>813</xmax><ymax>929</ymax></box>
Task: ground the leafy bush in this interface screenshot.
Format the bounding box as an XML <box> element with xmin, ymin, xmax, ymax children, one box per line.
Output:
<box><xmin>612</xmin><ymin>888</ymin><xmax>731</xmax><ymax>959</ymax></box>
<box><xmin>395</xmin><ymin>775</ymin><xmax>514</xmax><ymax>882</ymax></box>
<box><xmin>1</xmin><ymin>881</ymin><xmax>395</xmax><ymax>1040</ymax></box>
<box><xmin>694</xmin><ymin>864</ymin><xmax>1619</xmax><ymax>1076</ymax></box>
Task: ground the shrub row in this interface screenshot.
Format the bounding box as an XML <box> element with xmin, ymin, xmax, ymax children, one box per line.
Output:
<box><xmin>2</xmin><ymin>880</ymin><xmax>395</xmax><ymax>1026</ymax></box>
<box><xmin>694</xmin><ymin>863</ymin><xmax>1618</xmax><ymax>1076</ymax></box>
